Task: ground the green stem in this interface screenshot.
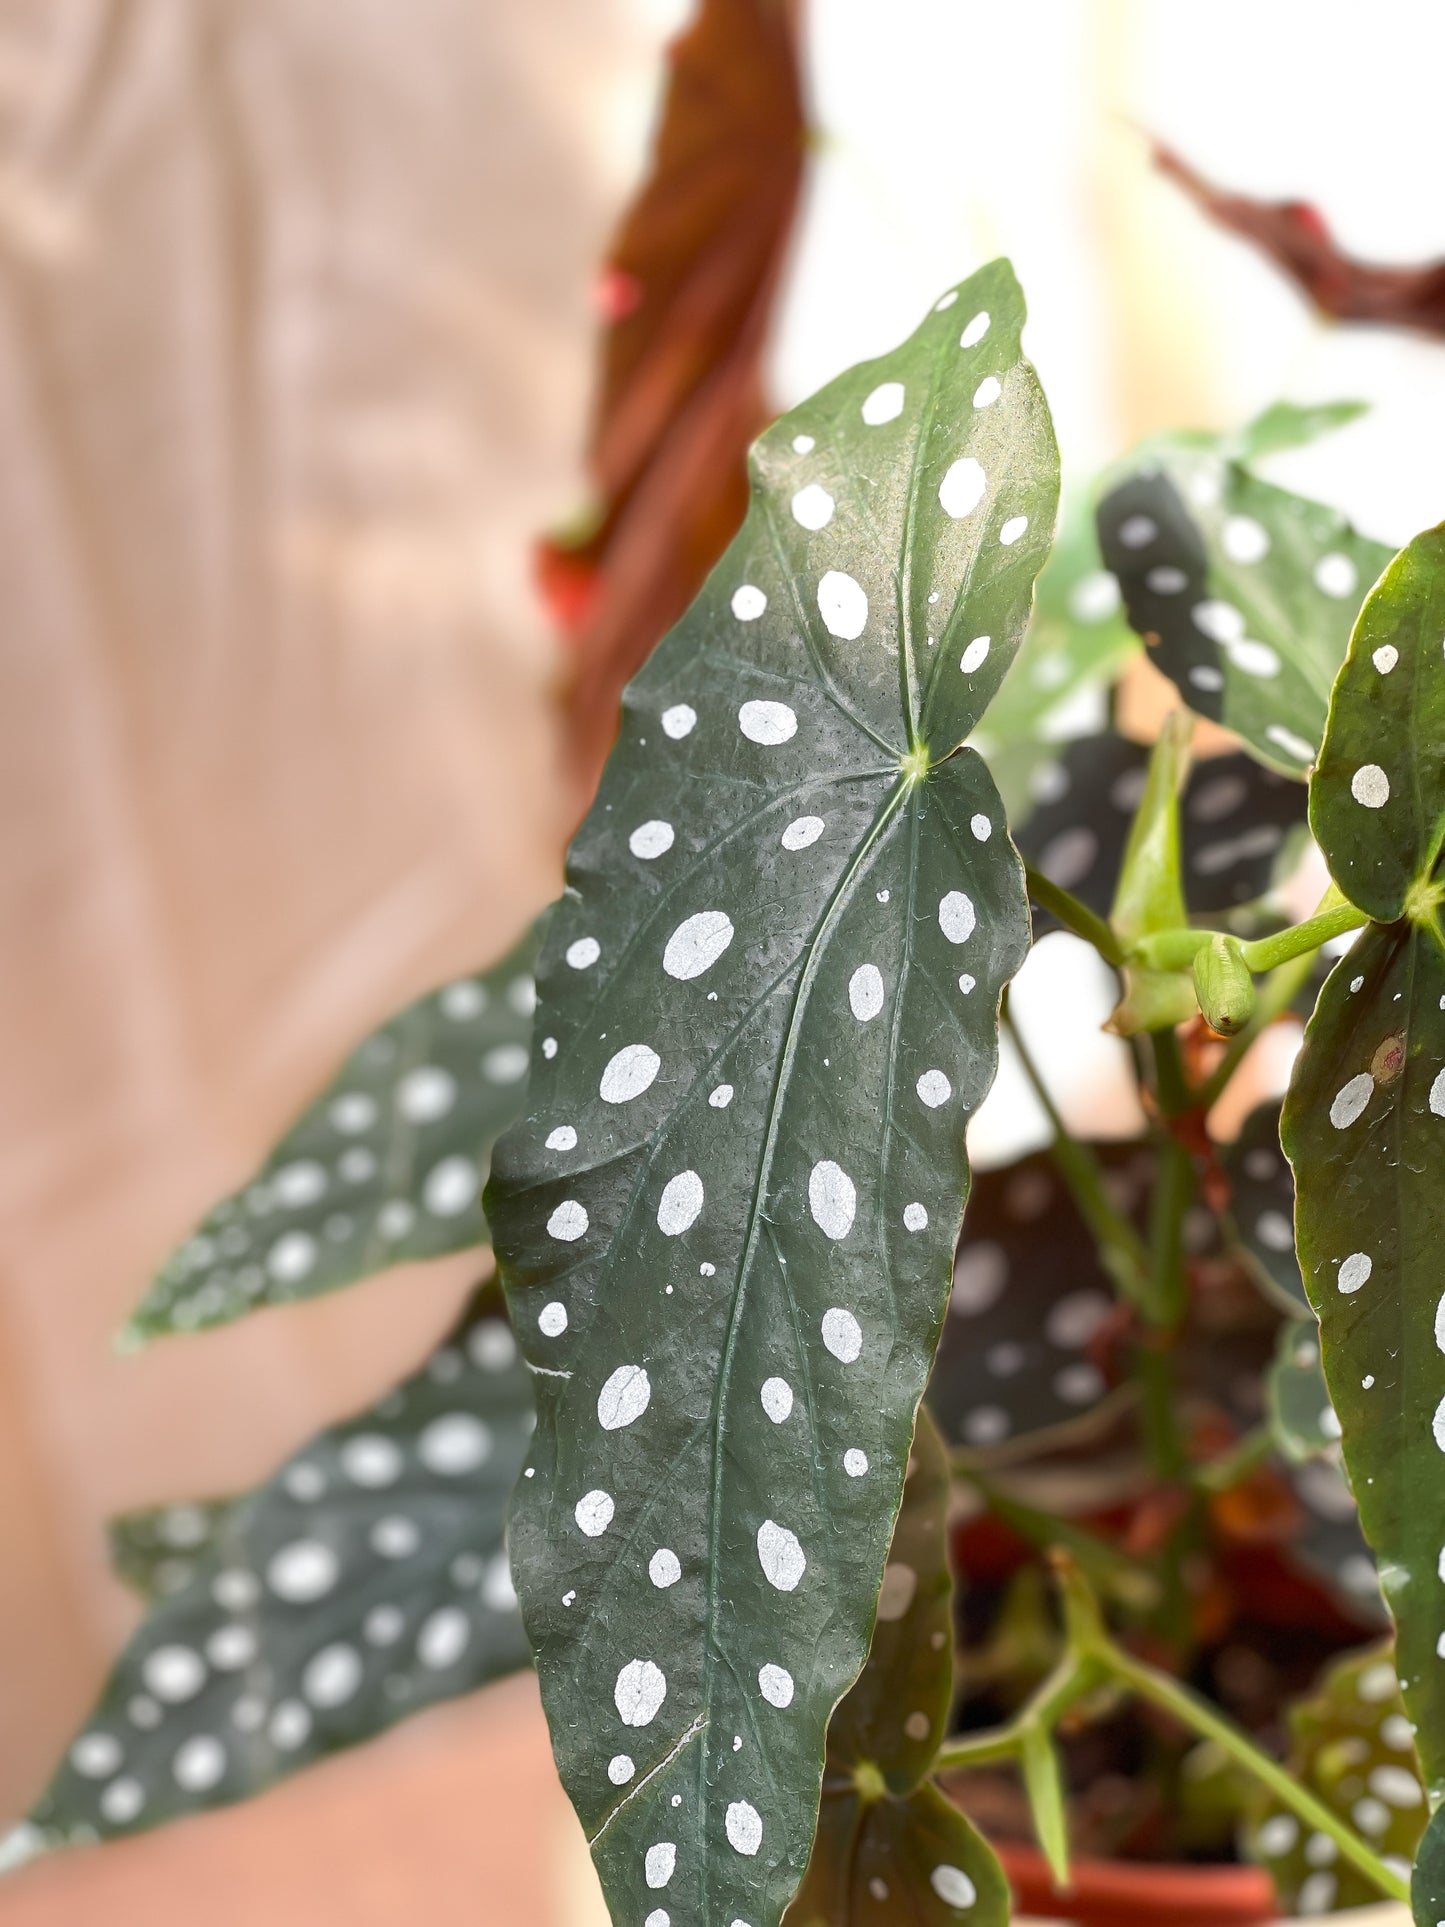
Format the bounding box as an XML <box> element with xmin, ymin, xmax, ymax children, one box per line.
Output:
<box><xmin>1003</xmin><ymin>1005</ymin><xmax>1152</xmax><ymax>1309</ymax></box>
<box><xmin>1193</xmin><ymin>1423</ymin><xmax>1272</xmax><ymax>1493</ymax></box>
<box><xmin>1239</xmin><ymin>899</ymin><xmax>1365</xmax><ymax>973</ymax></box>
<box><xmin>1129</xmin><ymin>891</ymin><xmax>1366</xmax><ymax>978</ymax></box>
<box><xmin>956</xmin><ymin>1468</ymin><xmax>1161</xmax><ymax>1616</ymax></box>
<box><xmin>1025</xmin><ymin>866</ymin><xmax>1125</xmax><ymax>966</ymax></box>
<box><xmin>1144</xmin><ymin>1128</ymin><xmax>1192</xmax><ymax>1333</ymax></box>
<box><xmin>1103</xmin><ymin>1643</ymin><xmax>1408</xmax><ymax>1903</ymax></box>
<box><xmin>1149</xmin><ymin>1024</ymin><xmax>1192</xmax><ymax>1118</ymax></box>
<box><xmin>932</xmin><ymin>1559</ymin><xmax>1409</xmax><ymax>1906</ymax></box>
<box><xmin>1193</xmin><ymin>951</ymin><xmax>1316</xmax><ymax>1114</ymax></box>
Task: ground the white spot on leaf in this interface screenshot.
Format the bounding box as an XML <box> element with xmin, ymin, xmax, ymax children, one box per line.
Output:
<box><xmin>817</xmin><ymin>570</ymin><xmax>868</xmax><ymax>639</ymax></box>
<box><xmin>821</xmin><ymin>1307</ymin><xmax>862</xmax><ymax>1362</ymax></box>
<box><xmin>657</xmin><ymin>1170</ymin><xmax>704</xmax><ymax>1236</ymax></box>
<box><xmin>600</xmin><ymin>1044</ymin><xmax>661</xmax><ymax>1104</ymax></box>
<box><xmin>756</xmin><ymin>1519</ymin><xmax>806</xmax><ymax>1591</ymax></box>
<box><xmin>614</xmin><ymin>1659</ymin><xmax>667</xmax><ymax>1727</ymax></box>
<box><xmin>663</xmin><ymin>911</ymin><xmax>734</xmax><ymax>980</ymax></box>
<box><xmin>861</xmin><ymin>381</ymin><xmax>904</xmax><ymax>424</ymax></box>
<box><xmin>809</xmin><ymin>1160</ymin><xmax>856</xmax><ymax>1239</ymax></box>
<box><xmin>939</xmin><ymin>891</ymin><xmax>976</xmax><ymax>943</ymax></box>
<box><xmin>738</xmin><ymin>700</ymin><xmax>797</xmax><ymax>745</ymax></box>
<box><xmin>848</xmin><ymin>964</ymin><xmax>884</xmax><ymax>1022</ymax></box>
<box><xmin>939</xmin><ymin>457</ymin><xmax>986</xmax><ymax>520</ymax></box>
<box><xmin>598</xmin><ymin>1365</ymin><xmax>651</xmax><ymax>1431</ymax></box>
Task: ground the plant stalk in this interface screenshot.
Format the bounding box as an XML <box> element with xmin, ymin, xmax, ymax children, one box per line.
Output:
<box><xmin>931</xmin><ymin>1559</ymin><xmax>1409</xmax><ymax>1906</ymax></box>
<box><xmin>1002</xmin><ymin>1004</ymin><xmax>1152</xmax><ymax>1310</ymax></box>
<box><xmin>1025</xmin><ymin>867</ymin><xmax>1125</xmax><ymax>966</ymax></box>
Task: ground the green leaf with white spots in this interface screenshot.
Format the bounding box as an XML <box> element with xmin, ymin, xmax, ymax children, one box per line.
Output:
<box><xmin>1284</xmin><ymin>1458</ymin><xmax>1387</xmax><ymax>1629</ymax></box>
<box><xmin>1268</xmin><ymin>1317</ymin><xmax>1342</xmax><ymax>1463</ymax></box>
<box><xmin>1413</xmin><ymin>1800</ymin><xmax>1445</xmax><ymax>1927</ymax></box>
<box><xmin>20</xmin><ymin>1287</ymin><xmax>531</xmax><ymax>1856</ymax></box>
<box><xmin>930</xmin><ymin>1149</ymin><xmax>1125</xmax><ymax>1456</ymax></box>
<box><xmin>1098</xmin><ymin>452</ymin><xmax>1393</xmax><ymax>778</ymax></box>
<box><xmin>1246</xmin><ymin>1643</ymin><xmax>1424</xmax><ymax>1917</ymax></box>
<box><xmin>1307</xmin><ymin>523</ymin><xmax>1445</xmax><ymax>921</ymax></box>
<box><xmin>109</xmin><ymin>1502</ymin><xmax>234</xmax><ymax>1602</ymax></box>
<box><xmin>485</xmin><ymin>259</ymin><xmax>1055</xmax><ymax>1927</ymax></box>
<box><xmin>1284</xmin><ymin>523</ymin><xmax>1445</xmax><ymax>1798</ymax></box>
<box><xmin>973</xmin><ymin>491</ymin><xmax>1137</xmax><ymax>818</ymax></box>
<box><xmin>1017</xmin><ymin>737</ymin><xmax>1307</xmax><ymax>940</ymax></box>
<box><xmin>125</xmin><ymin>931</ymin><xmax>537</xmax><ymax>1342</ymax></box>
<box><xmin>1222</xmin><ymin>1100</ymin><xmax>1308</xmax><ymax>1315</ymax></box>
<box><xmin>786</xmin><ymin>1409</ymin><xmax>1010</xmax><ymax>1926</ymax></box>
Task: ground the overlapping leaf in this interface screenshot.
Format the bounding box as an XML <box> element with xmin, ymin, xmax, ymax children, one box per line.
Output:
<box><xmin>1282</xmin><ymin>522</ymin><xmax>1445</xmax><ymax>1795</ymax></box>
<box><xmin>486</xmin><ymin>260</ymin><xmax>1056</xmax><ymax>1927</ymax></box>
<box><xmin>1097</xmin><ymin>449</ymin><xmax>1391</xmax><ymax>777</ymax></box>
<box><xmin>20</xmin><ymin>1288</ymin><xmax>531</xmax><ymax>1855</ymax></box>
<box><xmin>1246</xmin><ymin>1644</ymin><xmax>1424</xmax><ymax>1916</ymax></box>
<box><xmin>1284</xmin><ymin>1458</ymin><xmax>1387</xmax><ymax>1629</ymax></box>
<box><xmin>1267</xmin><ymin>1319</ymin><xmax>1341</xmax><ymax>1463</ymax></box>
<box><xmin>930</xmin><ymin>1149</ymin><xmax>1128</xmax><ymax>1453</ymax></box>
<box><xmin>1017</xmin><ymin>736</ymin><xmax>1306</xmax><ymax>937</ymax></box>
<box><xmin>1222</xmin><ymin>1100</ymin><xmax>1308</xmax><ymax>1314</ymax></box>
<box><xmin>125</xmin><ymin>932</ymin><xmax>536</xmax><ymax>1342</ymax></box>
<box><xmin>972</xmin><ymin>494</ymin><xmax>1138</xmax><ymax>818</ymax></box>
<box><xmin>786</xmin><ymin>1410</ymin><xmax>1009</xmax><ymax>1925</ymax></box>
<box><xmin>1414</xmin><ymin>1802</ymin><xmax>1445</xmax><ymax>1927</ymax></box>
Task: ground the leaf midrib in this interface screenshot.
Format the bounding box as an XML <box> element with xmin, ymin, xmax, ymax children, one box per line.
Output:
<box><xmin>693</xmin><ymin>767</ymin><xmax>915</xmax><ymax>1919</ymax></box>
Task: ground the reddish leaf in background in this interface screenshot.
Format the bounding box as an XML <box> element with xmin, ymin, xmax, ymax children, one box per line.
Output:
<box><xmin>1155</xmin><ymin>141</ymin><xmax>1445</xmax><ymax>335</ymax></box>
<box><xmin>538</xmin><ymin>0</ymin><xmax>806</xmax><ymax>805</ymax></box>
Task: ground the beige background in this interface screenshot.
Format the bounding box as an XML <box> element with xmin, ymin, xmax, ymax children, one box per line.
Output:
<box><xmin>0</xmin><ymin>0</ymin><xmax>671</xmax><ymax>1917</ymax></box>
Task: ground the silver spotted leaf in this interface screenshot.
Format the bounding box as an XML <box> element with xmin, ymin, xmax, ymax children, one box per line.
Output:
<box><xmin>108</xmin><ymin>1502</ymin><xmax>233</xmax><ymax>1603</ymax></box>
<box><xmin>1284</xmin><ymin>524</ymin><xmax>1445</xmax><ymax>1795</ymax></box>
<box><xmin>1097</xmin><ymin>451</ymin><xmax>1392</xmax><ymax>777</ymax></box>
<box><xmin>485</xmin><ymin>259</ymin><xmax>1055</xmax><ymax>1927</ymax></box>
<box><xmin>1221</xmin><ymin>1099</ymin><xmax>1307</xmax><ymax>1315</ymax></box>
<box><xmin>1245</xmin><ymin>1643</ymin><xmax>1424</xmax><ymax>1917</ymax></box>
<box><xmin>1413</xmin><ymin>1800</ymin><xmax>1445</xmax><ymax>1927</ymax></box>
<box><xmin>930</xmin><ymin>1148</ymin><xmax>1128</xmax><ymax>1454</ymax></box>
<box><xmin>19</xmin><ymin>1287</ymin><xmax>531</xmax><ymax>1855</ymax></box>
<box><xmin>786</xmin><ymin>1409</ymin><xmax>1009</xmax><ymax>1926</ymax></box>
<box><xmin>1284</xmin><ymin>1457</ymin><xmax>1386</xmax><ymax>1629</ymax></box>
<box><xmin>972</xmin><ymin>489</ymin><xmax>1137</xmax><ymax>819</ymax></box>
<box><xmin>125</xmin><ymin>930</ymin><xmax>537</xmax><ymax>1342</ymax></box>
<box><xmin>1267</xmin><ymin>1318</ymin><xmax>1341</xmax><ymax>1463</ymax></box>
<box><xmin>1017</xmin><ymin>736</ymin><xmax>1306</xmax><ymax>937</ymax></box>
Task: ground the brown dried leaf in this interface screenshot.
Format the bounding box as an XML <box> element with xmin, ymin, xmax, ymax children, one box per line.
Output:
<box><xmin>1155</xmin><ymin>141</ymin><xmax>1445</xmax><ymax>335</ymax></box>
<box><xmin>539</xmin><ymin>0</ymin><xmax>806</xmax><ymax>803</ymax></box>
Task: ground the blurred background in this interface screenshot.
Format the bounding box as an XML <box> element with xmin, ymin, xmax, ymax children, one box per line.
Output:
<box><xmin>2</xmin><ymin>1</ymin><xmax>1444</xmax><ymax>1920</ymax></box>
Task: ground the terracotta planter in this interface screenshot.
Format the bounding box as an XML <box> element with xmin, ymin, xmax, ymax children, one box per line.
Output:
<box><xmin>998</xmin><ymin>1845</ymin><xmax>1409</xmax><ymax>1927</ymax></box>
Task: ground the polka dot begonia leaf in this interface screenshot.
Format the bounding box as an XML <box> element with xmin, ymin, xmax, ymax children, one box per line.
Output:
<box><xmin>1267</xmin><ymin>1317</ymin><xmax>1343</xmax><ymax>1464</ymax></box>
<box><xmin>929</xmin><ymin>1149</ymin><xmax>1130</xmax><ymax>1455</ymax></box>
<box><xmin>1221</xmin><ymin>1099</ymin><xmax>1308</xmax><ymax>1315</ymax></box>
<box><xmin>1412</xmin><ymin>1799</ymin><xmax>1445</xmax><ymax>1927</ymax></box>
<box><xmin>484</xmin><ymin>259</ymin><xmax>1057</xmax><ymax>1927</ymax></box>
<box><xmin>1245</xmin><ymin>1642</ymin><xmax>1424</xmax><ymax>1917</ymax></box>
<box><xmin>14</xmin><ymin>1287</ymin><xmax>531</xmax><ymax>1859</ymax></box>
<box><xmin>123</xmin><ymin>930</ymin><xmax>537</xmax><ymax>1343</ymax></box>
<box><xmin>970</xmin><ymin>492</ymin><xmax>1139</xmax><ymax>821</ymax></box>
<box><xmin>1016</xmin><ymin>736</ymin><xmax>1307</xmax><ymax>938</ymax></box>
<box><xmin>1283</xmin><ymin>522</ymin><xmax>1445</xmax><ymax>1799</ymax></box>
<box><xmin>785</xmin><ymin>1409</ymin><xmax>1009</xmax><ymax>1926</ymax></box>
<box><xmin>1097</xmin><ymin>447</ymin><xmax>1393</xmax><ymax>780</ymax></box>
<box><xmin>1284</xmin><ymin>1457</ymin><xmax>1386</xmax><ymax>1631</ymax></box>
